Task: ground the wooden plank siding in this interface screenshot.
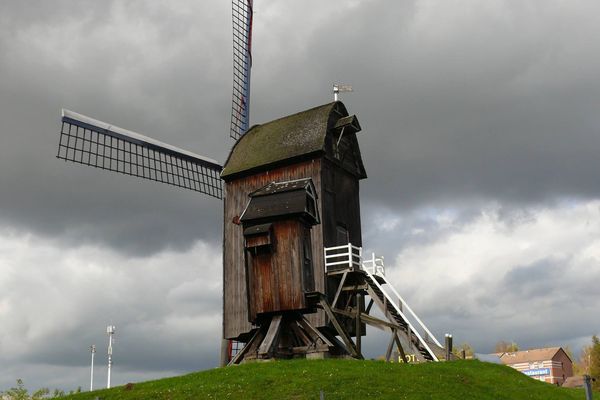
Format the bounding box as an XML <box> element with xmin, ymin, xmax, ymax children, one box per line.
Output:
<box><xmin>223</xmin><ymin>159</ymin><xmax>326</xmax><ymax>339</ymax></box>
<box><xmin>222</xmin><ymin>108</ymin><xmax>366</xmax><ymax>341</ymax></box>
<box><xmin>246</xmin><ymin>220</ymin><xmax>310</xmax><ymax>321</ymax></box>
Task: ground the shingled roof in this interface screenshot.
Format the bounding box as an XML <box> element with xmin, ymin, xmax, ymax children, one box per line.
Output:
<box><xmin>499</xmin><ymin>347</ymin><xmax>570</xmax><ymax>364</ymax></box>
<box><xmin>221</xmin><ymin>102</ymin><xmax>360</xmax><ymax>180</ymax></box>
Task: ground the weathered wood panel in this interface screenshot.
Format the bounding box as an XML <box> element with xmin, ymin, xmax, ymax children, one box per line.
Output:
<box><xmin>321</xmin><ymin>157</ymin><xmax>364</xmax><ymax>337</ymax></box>
<box><xmin>247</xmin><ymin>250</ymin><xmax>274</xmax><ymax>319</ymax></box>
<box><xmin>224</xmin><ymin>135</ymin><xmax>365</xmax><ymax>340</ymax></box>
<box><xmin>223</xmin><ymin>159</ymin><xmax>325</xmax><ymax>339</ymax></box>
<box><xmin>245</xmin><ymin>233</ymin><xmax>271</xmax><ymax>248</ymax></box>
<box><xmin>246</xmin><ymin>220</ymin><xmax>309</xmax><ymax>321</ymax></box>
<box><xmin>321</xmin><ymin>157</ymin><xmax>362</xmax><ymax>253</ymax></box>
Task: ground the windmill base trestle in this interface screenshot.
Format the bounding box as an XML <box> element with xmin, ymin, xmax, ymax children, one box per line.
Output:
<box><xmin>228</xmin><ymin>244</ymin><xmax>449</xmax><ymax>365</ymax></box>
<box><xmin>228</xmin><ymin>303</ymin><xmax>359</xmax><ymax>365</ymax></box>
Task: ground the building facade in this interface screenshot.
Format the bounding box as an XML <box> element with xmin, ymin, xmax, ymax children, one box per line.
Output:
<box><xmin>499</xmin><ymin>347</ymin><xmax>574</xmax><ymax>385</ymax></box>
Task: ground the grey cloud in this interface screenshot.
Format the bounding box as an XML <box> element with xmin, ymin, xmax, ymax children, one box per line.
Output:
<box><xmin>3</xmin><ymin>0</ymin><xmax>600</xmax><ymax>254</ymax></box>
<box><xmin>502</xmin><ymin>258</ymin><xmax>564</xmax><ymax>296</ymax></box>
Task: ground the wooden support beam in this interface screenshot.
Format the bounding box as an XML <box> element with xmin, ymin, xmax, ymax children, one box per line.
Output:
<box><xmin>331</xmin><ymin>271</ymin><xmax>348</xmax><ymax>309</ymax></box>
<box><xmin>289</xmin><ymin>321</ymin><xmax>313</xmax><ymax>347</ymax></box>
<box><xmin>318</xmin><ymin>295</ymin><xmax>362</xmax><ymax>359</ymax></box>
<box><xmin>341</xmin><ymin>284</ymin><xmax>368</xmax><ymax>291</ymax></box>
<box><xmin>385</xmin><ymin>330</ymin><xmax>395</xmax><ymax>362</ymax></box>
<box><xmin>355</xmin><ymin>292</ymin><xmax>362</xmax><ymax>355</ymax></box>
<box><xmin>229</xmin><ymin>328</ymin><xmax>262</xmax><ymax>365</ymax></box>
<box><xmin>365</xmin><ymin>299</ymin><xmax>374</xmax><ymax>314</ymax></box>
<box><xmin>291</xmin><ymin>344</ymin><xmax>330</xmax><ymax>354</ymax></box>
<box><xmin>298</xmin><ymin>315</ymin><xmax>334</xmax><ymax>347</ymax></box>
<box><xmin>258</xmin><ymin>315</ymin><xmax>283</xmax><ymax>356</ymax></box>
<box><xmin>394</xmin><ymin>330</ymin><xmax>408</xmax><ymax>363</ymax></box>
<box><xmin>333</xmin><ymin>308</ymin><xmax>399</xmax><ymax>331</ymax></box>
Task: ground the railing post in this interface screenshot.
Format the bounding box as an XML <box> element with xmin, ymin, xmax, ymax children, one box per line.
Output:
<box><xmin>348</xmin><ymin>243</ymin><xmax>352</xmax><ymax>270</ymax></box>
<box><xmin>358</xmin><ymin>245</ymin><xmax>362</xmax><ymax>270</ymax></box>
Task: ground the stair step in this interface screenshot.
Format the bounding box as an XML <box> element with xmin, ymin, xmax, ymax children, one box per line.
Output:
<box><xmin>364</xmin><ymin>273</ymin><xmax>436</xmax><ymax>362</ymax></box>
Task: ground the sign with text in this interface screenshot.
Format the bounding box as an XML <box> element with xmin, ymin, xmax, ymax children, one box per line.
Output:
<box><xmin>523</xmin><ymin>368</ymin><xmax>550</xmax><ymax>377</ymax></box>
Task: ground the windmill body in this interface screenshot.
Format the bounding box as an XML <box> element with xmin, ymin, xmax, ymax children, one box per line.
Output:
<box><xmin>221</xmin><ymin>102</ymin><xmax>365</xmax><ymax>342</ymax></box>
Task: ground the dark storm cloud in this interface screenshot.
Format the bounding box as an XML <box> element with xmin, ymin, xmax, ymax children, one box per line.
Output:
<box><xmin>2</xmin><ymin>0</ymin><xmax>600</xmax><ymax>254</ymax></box>
<box><xmin>502</xmin><ymin>257</ymin><xmax>564</xmax><ymax>295</ymax></box>
<box><xmin>0</xmin><ymin>0</ymin><xmax>230</xmax><ymax>255</ymax></box>
<box><xmin>250</xmin><ymin>0</ymin><xmax>600</xmax><ymax>211</ymax></box>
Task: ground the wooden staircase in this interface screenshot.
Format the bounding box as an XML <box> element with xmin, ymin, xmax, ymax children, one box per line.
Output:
<box><xmin>363</xmin><ymin>273</ymin><xmax>437</xmax><ymax>361</ymax></box>
<box><xmin>325</xmin><ymin>244</ymin><xmax>444</xmax><ymax>362</ymax></box>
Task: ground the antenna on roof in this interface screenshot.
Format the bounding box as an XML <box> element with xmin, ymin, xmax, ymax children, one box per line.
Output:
<box><xmin>333</xmin><ymin>84</ymin><xmax>353</xmax><ymax>101</ymax></box>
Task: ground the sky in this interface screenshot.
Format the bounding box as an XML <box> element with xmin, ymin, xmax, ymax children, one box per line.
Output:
<box><xmin>1</xmin><ymin>0</ymin><xmax>599</xmax><ymax>392</ymax></box>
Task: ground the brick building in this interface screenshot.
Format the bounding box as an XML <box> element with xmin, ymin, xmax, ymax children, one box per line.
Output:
<box><xmin>499</xmin><ymin>347</ymin><xmax>573</xmax><ymax>385</ymax></box>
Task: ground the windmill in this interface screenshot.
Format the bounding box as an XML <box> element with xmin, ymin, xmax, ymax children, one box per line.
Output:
<box><xmin>57</xmin><ymin>1</ymin><xmax>448</xmax><ymax>365</ymax></box>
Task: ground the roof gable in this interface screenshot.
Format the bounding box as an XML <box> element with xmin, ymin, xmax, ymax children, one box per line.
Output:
<box><xmin>499</xmin><ymin>347</ymin><xmax>567</xmax><ymax>364</ymax></box>
<box><xmin>221</xmin><ymin>102</ymin><xmax>365</xmax><ymax>180</ymax></box>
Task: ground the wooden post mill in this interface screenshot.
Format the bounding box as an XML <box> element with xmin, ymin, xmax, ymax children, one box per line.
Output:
<box><xmin>220</xmin><ymin>101</ymin><xmax>445</xmax><ymax>364</ymax></box>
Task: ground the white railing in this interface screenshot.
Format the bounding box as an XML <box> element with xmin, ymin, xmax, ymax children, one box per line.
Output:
<box><xmin>361</xmin><ymin>267</ymin><xmax>440</xmax><ymax>361</ymax></box>
<box><xmin>324</xmin><ymin>243</ymin><xmax>362</xmax><ymax>273</ymax></box>
<box><xmin>378</xmin><ymin>274</ymin><xmax>443</xmax><ymax>349</ymax></box>
<box><xmin>323</xmin><ymin>243</ymin><xmax>442</xmax><ymax>358</ymax></box>
<box><xmin>361</xmin><ymin>252</ymin><xmax>385</xmax><ymax>277</ymax></box>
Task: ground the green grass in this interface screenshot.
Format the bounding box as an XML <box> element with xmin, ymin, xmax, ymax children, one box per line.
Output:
<box><xmin>64</xmin><ymin>359</ymin><xmax>586</xmax><ymax>400</ymax></box>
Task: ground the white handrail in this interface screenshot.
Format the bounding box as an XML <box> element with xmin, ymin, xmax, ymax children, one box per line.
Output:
<box><xmin>324</xmin><ymin>243</ymin><xmax>362</xmax><ymax>272</ymax></box>
<box><xmin>363</xmin><ymin>268</ymin><xmax>439</xmax><ymax>361</ymax></box>
<box><xmin>324</xmin><ymin>244</ymin><xmax>440</xmax><ymax>358</ymax></box>
<box><xmin>361</xmin><ymin>252</ymin><xmax>385</xmax><ymax>276</ymax></box>
<box><xmin>361</xmin><ymin>253</ymin><xmax>441</xmax><ymax>349</ymax></box>
<box><xmin>380</xmin><ymin>274</ymin><xmax>443</xmax><ymax>348</ymax></box>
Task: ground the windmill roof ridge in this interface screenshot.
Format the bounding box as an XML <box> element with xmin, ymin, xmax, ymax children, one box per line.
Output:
<box><xmin>221</xmin><ymin>102</ymin><xmax>348</xmax><ymax>180</ymax></box>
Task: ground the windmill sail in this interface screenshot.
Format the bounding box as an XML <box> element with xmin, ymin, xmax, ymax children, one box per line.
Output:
<box><xmin>57</xmin><ymin>109</ymin><xmax>223</xmax><ymax>199</ymax></box>
<box><xmin>230</xmin><ymin>0</ymin><xmax>254</xmax><ymax>140</ymax></box>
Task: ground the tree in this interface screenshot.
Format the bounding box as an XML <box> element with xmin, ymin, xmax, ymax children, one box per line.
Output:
<box><xmin>453</xmin><ymin>342</ymin><xmax>475</xmax><ymax>358</ymax></box>
<box><xmin>590</xmin><ymin>335</ymin><xmax>600</xmax><ymax>391</ymax></box>
<box><xmin>2</xmin><ymin>379</ymin><xmax>29</xmax><ymax>400</ymax></box>
<box><xmin>577</xmin><ymin>344</ymin><xmax>592</xmax><ymax>375</ymax></box>
<box><xmin>0</xmin><ymin>379</ymin><xmax>64</xmax><ymax>399</ymax></box>
<box><xmin>495</xmin><ymin>340</ymin><xmax>519</xmax><ymax>353</ymax></box>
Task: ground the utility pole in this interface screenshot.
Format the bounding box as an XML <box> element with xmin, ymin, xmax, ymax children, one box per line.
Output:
<box><xmin>106</xmin><ymin>325</ymin><xmax>115</xmax><ymax>389</ymax></box>
<box><xmin>89</xmin><ymin>345</ymin><xmax>96</xmax><ymax>391</ymax></box>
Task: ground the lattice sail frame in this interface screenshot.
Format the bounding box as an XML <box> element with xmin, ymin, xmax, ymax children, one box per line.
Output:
<box><xmin>57</xmin><ymin>109</ymin><xmax>223</xmax><ymax>199</ymax></box>
<box><xmin>230</xmin><ymin>0</ymin><xmax>254</xmax><ymax>140</ymax></box>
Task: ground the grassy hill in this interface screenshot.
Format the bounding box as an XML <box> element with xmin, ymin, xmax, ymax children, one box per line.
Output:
<box><xmin>64</xmin><ymin>359</ymin><xmax>587</xmax><ymax>400</ymax></box>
